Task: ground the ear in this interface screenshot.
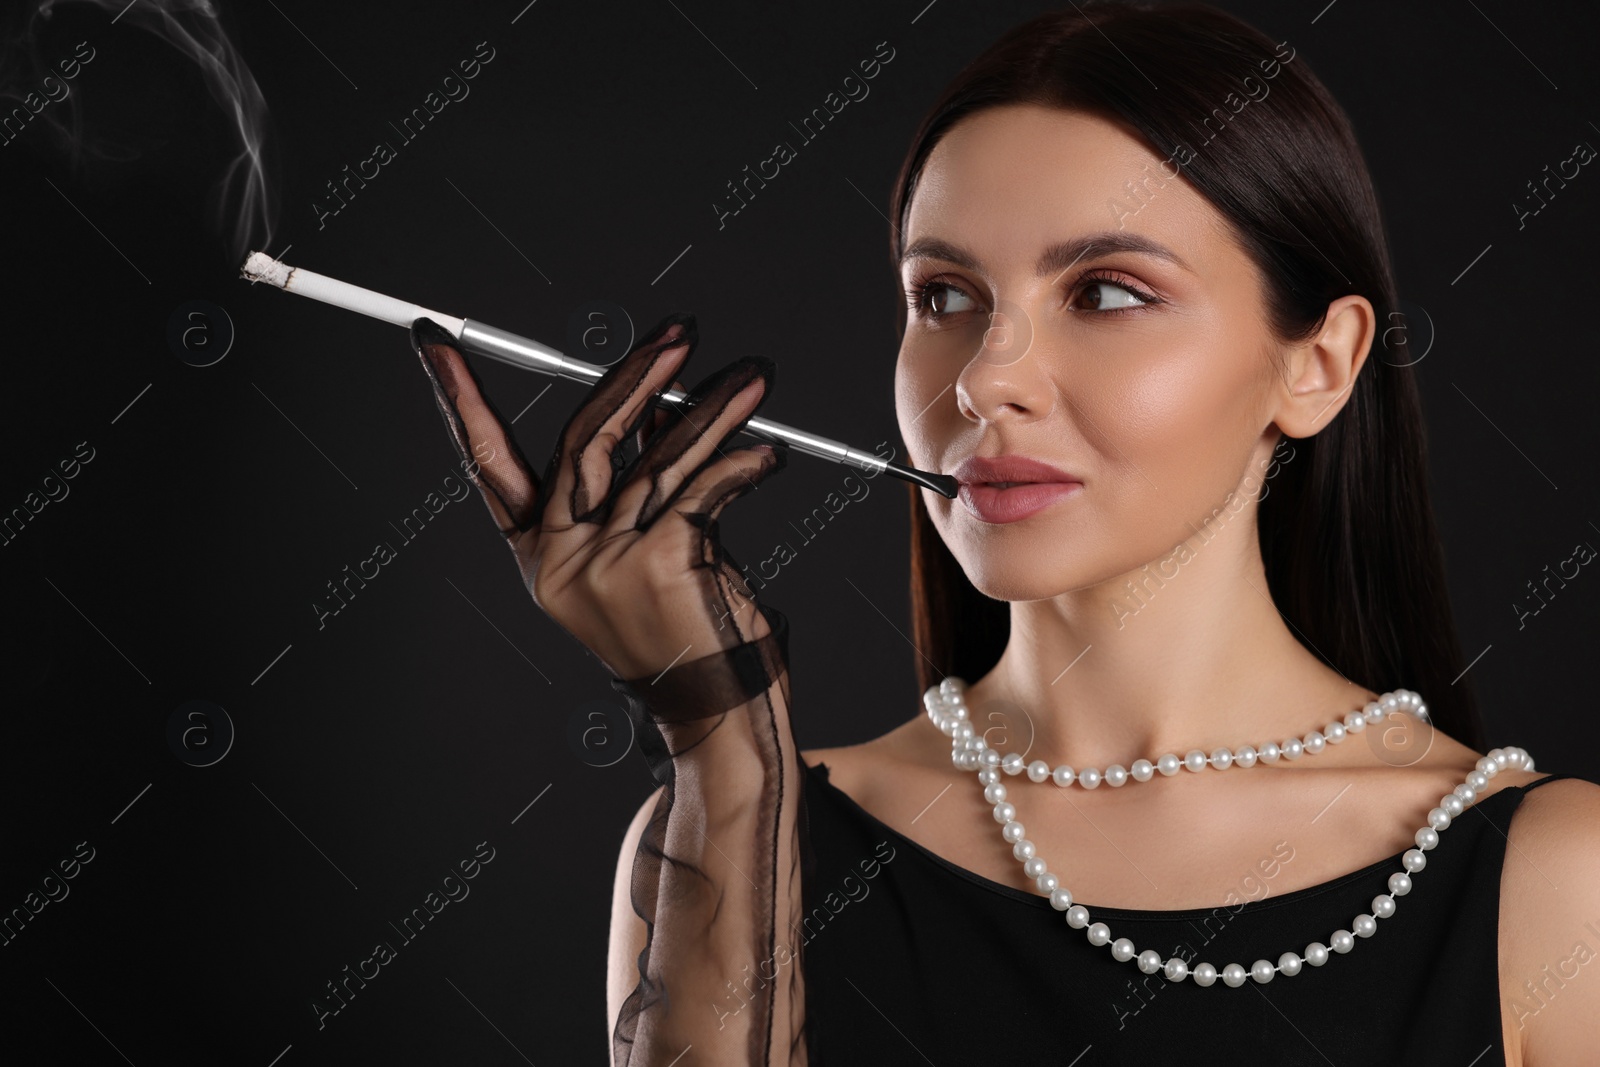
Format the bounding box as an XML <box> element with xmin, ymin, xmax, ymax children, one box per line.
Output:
<box><xmin>1273</xmin><ymin>294</ymin><xmax>1374</xmax><ymax>438</ymax></box>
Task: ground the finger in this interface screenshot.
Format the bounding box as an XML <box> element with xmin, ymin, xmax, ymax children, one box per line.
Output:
<box><xmin>609</xmin><ymin>355</ymin><xmax>776</xmax><ymax>532</ymax></box>
<box><xmin>541</xmin><ymin>312</ymin><xmax>697</xmax><ymax>530</ymax></box>
<box><xmin>635</xmin><ymin>378</ymin><xmax>685</xmax><ymax>452</ymax></box>
<box><xmin>674</xmin><ymin>443</ymin><xmax>789</xmax><ymax>642</ymax></box>
<box><xmin>410</xmin><ymin>318</ymin><xmax>540</xmax><ymax>536</ymax></box>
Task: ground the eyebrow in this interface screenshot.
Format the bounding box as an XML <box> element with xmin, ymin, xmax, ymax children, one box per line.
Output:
<box><xmin>899</xmin><ymin>231</ymin><xmax>1193</xmax><ymax>278</ymax></box>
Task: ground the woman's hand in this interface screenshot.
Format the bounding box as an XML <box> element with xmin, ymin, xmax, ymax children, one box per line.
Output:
<box><xmin>408</xmin><ymin>312</ymin><xmax>786</xmax><ymax>682</ymax></box>
<box><xmin>412</xmin><ymin>313</ymin><xmax>807</xmax><ymax>1066</ymax></box>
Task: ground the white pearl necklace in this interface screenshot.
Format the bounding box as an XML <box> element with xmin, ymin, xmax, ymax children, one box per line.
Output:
<box><xmin>938</xmin><ymin>683</ymin><xmax>1430</xmax><ymax>787</ymax></box>
<box><xmin>924</xmin><ymin>677</ymin><xmax>1535</xmax><ymax>988</ymax></box>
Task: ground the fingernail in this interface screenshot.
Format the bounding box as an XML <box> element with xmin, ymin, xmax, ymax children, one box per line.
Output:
<box><xmin>410</xmin><ymin>316</ymin><xmax>457</xmax><ymax>351</ymax></box>
<box><xmin>649</xmin><ymin>312</ymin><xmax>697</xmax><ymax>350</ymax></box>
<box><xmin>741</xmin><ymin>354</ymin><xmax>776</xmax><ymax>383</ymax></box>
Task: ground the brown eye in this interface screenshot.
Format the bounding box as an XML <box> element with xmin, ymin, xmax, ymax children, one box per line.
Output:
<box><xmin>1071</xmin><ymin>278</ymin><xmax>1153</xmax><ymax>313</ymax></box>
<box><xmin>922</xmin><ymin>281</ymin><xmax>978</xmax><ymax>317</ymax></box>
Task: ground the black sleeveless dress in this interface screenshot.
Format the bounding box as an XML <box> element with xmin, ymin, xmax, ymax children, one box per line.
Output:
<box><xmin>799</xmin><ymin>762</ymin><xmax>1581</xmax><ymax>1065</ymax></box>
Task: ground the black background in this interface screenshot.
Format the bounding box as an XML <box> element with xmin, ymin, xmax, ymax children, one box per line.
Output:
<box><xmin>2</xmin><ymin>0</ymin><xmax>1596</xmax><ymax>1062</ymax></box>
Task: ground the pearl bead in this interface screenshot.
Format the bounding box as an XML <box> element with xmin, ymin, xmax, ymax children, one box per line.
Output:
<box><xmin>925</xmin><ymin>674</ymin><xmax>1533</xmax><ymax>993</ymax></box>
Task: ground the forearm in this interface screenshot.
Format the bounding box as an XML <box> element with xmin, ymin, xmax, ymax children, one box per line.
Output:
<box><xmin>613</xmin><ymin>651</ymin><xmax>809</xmax><ymax>1066</ymax></box>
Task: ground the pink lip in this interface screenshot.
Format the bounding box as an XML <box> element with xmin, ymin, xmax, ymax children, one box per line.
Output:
<box><xmin>950</xmin><ymin>454</ymin><xmax>1082</xmax><ymax>524</ymax></box>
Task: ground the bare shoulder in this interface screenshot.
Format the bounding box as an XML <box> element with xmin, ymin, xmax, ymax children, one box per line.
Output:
<box><xmin>1497</xmin><ymin>772</ymin><xmax>1600</xmax><ymax>1067</ymax></box>
<box><xmin>802</xmin><ymin>711</ymin><xmax>943</xmax><ymax>796</ymax></box>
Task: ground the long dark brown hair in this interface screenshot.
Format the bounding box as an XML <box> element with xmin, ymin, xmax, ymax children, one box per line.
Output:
<box><xmin>890</xmin><ymin>1</ymin><xmax>1487</xmax><ymax>751</ymax></box>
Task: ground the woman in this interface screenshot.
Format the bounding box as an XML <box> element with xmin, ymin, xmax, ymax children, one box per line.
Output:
<box><xmin>408</xmin><ymin>3</ymin><xmax>1600</xmax><ymax>1064</ymax></box>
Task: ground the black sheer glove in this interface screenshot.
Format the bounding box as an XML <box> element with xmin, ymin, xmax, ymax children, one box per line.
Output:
<box><xmin>408</xmin><ymin>312</ymin><xmax>809</xmax><ymax>1066</ymax></box>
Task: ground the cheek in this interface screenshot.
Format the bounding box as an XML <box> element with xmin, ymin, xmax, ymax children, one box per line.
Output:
<box><xmin>1113</xmin><ymin>361</ymin><xmax>1267</xmax><ymax>524</ymax></box>
<box><xmin>1064</xmin><ymin>319</ymin><xmax>1269</xmax><ymax>534</ymax></box>
<box><xmin>894</xmin><ymin>348</ymin><xmax>946</xmax><ymax>469</ymax></box>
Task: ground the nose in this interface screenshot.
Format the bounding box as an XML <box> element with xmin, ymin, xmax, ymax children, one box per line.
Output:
<box><xmin>954</xmin><ymin>301</ymin><xmax>1054</xmax><ymax>423</ymax></box>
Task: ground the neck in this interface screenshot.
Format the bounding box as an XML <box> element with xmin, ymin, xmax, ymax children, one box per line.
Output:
<box><xmin>962</xmin><ymin>510</ymin><xmax>1376</xmax><ymax>772</ymax></box>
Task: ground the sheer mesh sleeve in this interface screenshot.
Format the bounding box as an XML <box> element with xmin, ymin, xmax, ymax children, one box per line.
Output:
<box><xmin>609</xmin><ymin>601</ymin><xmax>809</xmax><ymax>1067</ymax></box>
<box><xmin>405</xmin><ymin>312</ymin><xmax>811</xmax><ymax>1066</ymax></box>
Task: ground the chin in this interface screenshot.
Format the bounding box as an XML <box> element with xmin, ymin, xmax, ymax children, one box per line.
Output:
<box><xmin>953</xmin><ymin>550</ymin><xmax>1077</xmax><ymax>604</ymax></box>
<box><xmin>938</xmin><ymin>510</ymin><xmax>1093</xmax><ymax>602</ymax></box>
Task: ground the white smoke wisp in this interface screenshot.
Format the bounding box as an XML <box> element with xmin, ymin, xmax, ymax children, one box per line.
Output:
<box><xmin>11</xmin><ymin>0</ymin><xmax>279</xmax><ymax>261</ymax></box>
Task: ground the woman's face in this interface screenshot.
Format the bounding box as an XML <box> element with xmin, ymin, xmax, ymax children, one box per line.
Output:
<box><xmin>895</xmin><ymin>104</ymin><xmax>1291</xmax><ymax>602</ymax></box>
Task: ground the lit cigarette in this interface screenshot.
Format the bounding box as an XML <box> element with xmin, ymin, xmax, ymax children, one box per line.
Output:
<box><xmin>240</xmin><ymin>251</ymin><xmax>956</xmax><ymax>498</ymax></box>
